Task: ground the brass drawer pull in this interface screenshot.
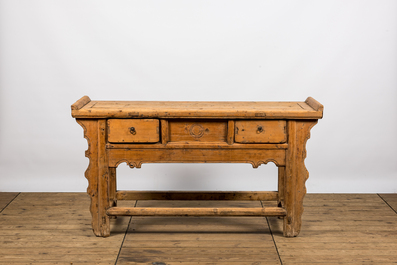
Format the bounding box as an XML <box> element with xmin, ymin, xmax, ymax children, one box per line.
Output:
<box><xmin>256</xmin><ymin>126</ymin><xmax>264</xmax><ymax>134</ymax></box>
<box><xmin>129</xmin><ymin>127</ymin><xmax>136</xmax><ymax>135</ymax></box>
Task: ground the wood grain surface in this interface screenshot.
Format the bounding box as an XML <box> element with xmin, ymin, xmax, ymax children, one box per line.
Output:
<box><xmin>71</xmin><ymin>97</ymin><xmax>323</xmax><ymax>119</ymax></box>
<box><xmin>0</xmin><ymin>193</ymin><xmax>396</xmax><ymax>264</ymax></box>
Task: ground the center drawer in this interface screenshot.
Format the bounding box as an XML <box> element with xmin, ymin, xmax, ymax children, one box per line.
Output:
<box><xmin>168</xmin><ymin>120</ymin><xmax>227</xmax><ymax>143</ymax></box>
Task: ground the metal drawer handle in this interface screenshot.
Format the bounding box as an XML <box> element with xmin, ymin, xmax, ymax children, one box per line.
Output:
<box><xmin>129</xmin><ymin>127</ymin><xmax>136</xmax><ymax>135</ymax></box>
<box><xmin>256</xmin><ymin>126</ymin><xmax>264</xmax><ymax>134</ymax></box>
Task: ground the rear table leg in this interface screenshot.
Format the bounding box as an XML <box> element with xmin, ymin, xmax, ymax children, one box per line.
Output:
<box><xmin>109</xmin><ymin>167</ymin><xmax>117</xmax><ymax>207</ymax></box>
<box><xmin>109</xmin><ymin>167</ymin><xmax>117</xmax><ymax>219</ymax></box>
<box><xmin>277</xmin><ymin>166</ymin><xmax>285</xmax><ymax>208</ymax></box>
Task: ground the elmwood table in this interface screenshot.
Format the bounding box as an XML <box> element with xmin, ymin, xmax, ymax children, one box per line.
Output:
<box><xmin>71</xmin><ymin>96</ymin><xmax>323</xmax><ymax>237</ymax></box>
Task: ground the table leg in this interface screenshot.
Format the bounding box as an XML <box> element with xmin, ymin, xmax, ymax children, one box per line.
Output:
<box><xmin>77</xmin><ymin>119</ymin><xmax>111</xmax><ymax>237</ymax></box>
<box><xmin>284</xmin><ymin>120</ymin><xmax>317</xmax><ymax>237</ymax></box>
<box><xmin>277</xmin><ymin>166</ymin><xmax>285</xmax><ymax>208</ymax></box>
<box><xmin>109</xmin><ymin>167</ymin><xmax>117</xmax><ymax>208</ymax></box>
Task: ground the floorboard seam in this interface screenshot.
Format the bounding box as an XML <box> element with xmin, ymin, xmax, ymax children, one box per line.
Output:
<box><xmin>377</xmin><ymin>193</ymin><xmax>397</xmax><ymax>214</ymax></box>
<box><xmin>261</xmin><ymin>201</ymin><xmax>283</xmax><ymax>265</ymax></box>
<box><xmin>114</xmin><ymin>200</ymin><xmax>137</xmax><ymax>265</ymax></box>
<box><xmin>0</xmin><ymin>192</ymin><xmax>21</xmax><ymax>214</ymax></box>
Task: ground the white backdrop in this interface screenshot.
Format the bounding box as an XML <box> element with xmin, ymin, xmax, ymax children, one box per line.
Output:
<box><xmin>0</xmin><ymin>1</ymin><xmax>396</xmax><ymax>193</ymax></box>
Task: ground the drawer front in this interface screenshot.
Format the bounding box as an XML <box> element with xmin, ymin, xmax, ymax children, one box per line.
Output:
<box><xmin>169</xmin><ymin>120</ymin><xmax>227</xmax><ymax>143</ymax></box>
<box><xmin>235</xmin><ymin>120</ymin><xmax>287</xmax><ymax>143</ymax></box>
<box><xmin>108</xmin><ymin>119</ymin><xmax>159</xmax><ymax>143</ymax></box>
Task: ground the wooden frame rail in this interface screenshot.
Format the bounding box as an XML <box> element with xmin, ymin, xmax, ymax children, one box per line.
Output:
<box><xmin>107</xmin><ymin>207</ymin><xmax>287</xmax><ymax>217</ymax></box>
<box><xmin>116</xmin><ymin>191</ymin><xmax>279</xmax><ymax>201</ymax></box>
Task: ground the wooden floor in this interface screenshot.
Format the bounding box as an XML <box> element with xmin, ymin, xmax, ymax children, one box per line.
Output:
<box><xmin>0</xmin><ymin>193</ymin><xmax>396</xmax><ymax>264</ymax></box>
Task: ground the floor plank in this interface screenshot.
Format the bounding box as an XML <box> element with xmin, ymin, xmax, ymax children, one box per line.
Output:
<box><xmin>270</xmin><ymin>194</ymin><xmax>397</xmax><ymax>264</ymax></box>
<box><xmin>118</xmin><ymin>200</ymin><xmax>280</xmax><ymax>264</ymax></box>
<box><xmin>0</xmin><ymin>192</ymin><xmax>130</xmax><ymax>264</ymax></box>
<box><xmin>0</xmin><ymin>192</ymin><xmax>19</xmax><ymax>212</ymax></box>
<box><xmin>1</xmin><ymin>192</ymin><xmax>396</xmax><ymax>264</ymax></box>
<box><xmin>379</xmin><ymin>193</ymin><xmax>397</xmax><ymax>213</ymax></box>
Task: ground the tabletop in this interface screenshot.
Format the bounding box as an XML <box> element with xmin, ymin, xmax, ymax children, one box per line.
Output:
<box><xmin>71</xmin><ymin>96</ymin><xmax>323</xmax><ymax>119</ymax></box>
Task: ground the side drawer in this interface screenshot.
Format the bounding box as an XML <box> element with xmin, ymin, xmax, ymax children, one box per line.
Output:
<box><xmin>235</xmin><ymin>120</ymin><xmax>287</xmax><ymax>143</ymax></box>
<box><xmin>108</xmin><ymin>119</ymin><xmax>159</xmax><ymax>143</ymax></box>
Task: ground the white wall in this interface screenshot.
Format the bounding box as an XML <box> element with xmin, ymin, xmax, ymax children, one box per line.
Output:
<box><xmin>0</xmin><ymin>1</ymin><xmax>396</xmax><ymax>193</ymax></box>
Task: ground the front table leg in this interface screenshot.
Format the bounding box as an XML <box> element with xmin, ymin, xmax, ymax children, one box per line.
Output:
<box><xmin>77</xmin><ymin>119</ymin><xmax>111</xmax><ymax>237</ymax></box>
<box><xmin>284</xmin><ymin>120</ymin><xmax>318</xmax><ymax>237</ymax></box>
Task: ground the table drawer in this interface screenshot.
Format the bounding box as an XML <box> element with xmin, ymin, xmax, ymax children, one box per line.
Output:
<box><xmin>108</xmin><ymin>119</ymin><xmax>159</xmax><ymax>143</ymax></box>
<box><xmin>235</xmin><ymin>120</ymin><xmax>287</xmax><ymax>143</ymax></box>
<box><xmin>169</xmin><ymin>120</ymin><xmax>227</xmax><ymax>143</ymax></box>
